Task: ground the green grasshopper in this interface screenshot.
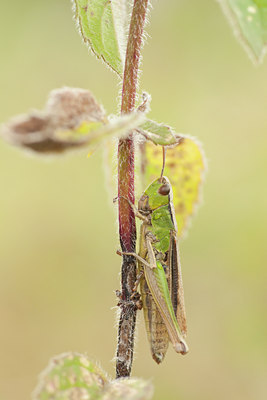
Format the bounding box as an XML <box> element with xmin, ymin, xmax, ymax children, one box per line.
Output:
<box><xmin>118</xmin><ymin>174</ymin><xmax>188</xmax><ymax>363</ymax></box>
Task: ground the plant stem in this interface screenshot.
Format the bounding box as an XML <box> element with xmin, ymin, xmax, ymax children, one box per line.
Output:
<box><xmin>116</xmin><ymin>0</ymin><xmax>149</xmax><ymax>379</ymax></box>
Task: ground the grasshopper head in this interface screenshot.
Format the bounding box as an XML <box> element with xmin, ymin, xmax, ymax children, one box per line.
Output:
<box><xmin>139</xmin><ymin>176</ymin><xmax>172</xmax><ymax>212</ymax></box>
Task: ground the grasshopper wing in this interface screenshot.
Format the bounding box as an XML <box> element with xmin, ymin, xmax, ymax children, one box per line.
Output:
<box><xmin>144</xmin><ymin>237</ymin><xmax>188</xmax><ymax>354</ymax></box>
<box><xmin>139</xmin><ymin>224</ymin><xmax>169</xmax><ymax>363</ymax></box>
<box><xmin>169</xmin><ymin>231</ymin><xmax>187</xmax><ymax>336</ymax></box>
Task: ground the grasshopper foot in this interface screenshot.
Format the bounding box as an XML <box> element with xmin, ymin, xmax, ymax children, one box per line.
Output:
<box><xmin>130</xmin><ymin>291</ymin><xmax>143</xmax><ymax>310</ymax></box>
<box><xmin>117</xmin><ymin>290</ymin><xmax>143</xmax><ymax>311</ymax></box>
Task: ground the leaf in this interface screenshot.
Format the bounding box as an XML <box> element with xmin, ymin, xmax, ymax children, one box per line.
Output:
<box><xmin>33</xmin><ymin>353</ymin><xmax>153</xmax><ymax>400</ymax></box>
<box><xmin>138</xmin><ymin>120</ymin><xmax>177</xmax><ymax>146</ymax></box>
<box><xmin>54</xmin><ymin>111</ymin><xmax>145</xmax><ymax>146</ymax></box>
<box><xmin>142</xmin><ymin>137</ymin><xmax>206</xmax><ymax>237</ymax></box>
<box><xmin>103</xmin><ymin>378</ymin><xmax>154</xmax><ymax>400</ymax></box>
<box><xmin>1</xmin><ymin>87</ymin><xmax>106</xmax><ymax>154</ymax></box>
<box><xmin>33</xmin><ymin>352</ymin><xmax>107</xmax><ymax>400</ymax></box>
<box><xmin>1</xmin><ymin>87</ymin><xmax>145</xmax><ymax>155</ymax></box>
<box><xmin>219</xmin><ymin>0</ymin><xmax>267</xmax><ymax>63</ymax></box>
<box><xmin>73</xmin><ymin>0</ymin><xmax>128</xmax><ymax>76</ymax></box>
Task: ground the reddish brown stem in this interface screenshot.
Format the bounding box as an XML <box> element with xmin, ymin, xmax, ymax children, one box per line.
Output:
<box><xmin>116</xmin><ymin>0</ymin><xmax>149</xmax><ymax>378</ymax></box>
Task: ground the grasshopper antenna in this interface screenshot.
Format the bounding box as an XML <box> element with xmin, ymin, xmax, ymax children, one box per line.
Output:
<box><xmin>160</xmin><ymin>146</ymin><xmax>166</xmax><ymax>182</ymax></box>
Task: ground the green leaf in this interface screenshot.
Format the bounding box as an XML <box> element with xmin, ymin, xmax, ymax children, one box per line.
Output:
<box><xmin>73</xmin><ymin>0</ymin><xmax>127</xmax><ymax>76</ymax></box>
<box><xmin>33</xmin><ymin>353</ymin><xmax>153</xmax><ymax>400</ymax></box>
<box><xmin>220</xmin><ymin>0</ymin><xmax>267</xmax><ymax>63</ymax></box>
<box><xmin>138</xmin><ymin>120</ymin><xmax>178</xmax><ymax>146</ymax></box>
<box><xmin>142</xmin><ymin>137</ymin><xmax>207</xmax><ymax>237</ymax></box>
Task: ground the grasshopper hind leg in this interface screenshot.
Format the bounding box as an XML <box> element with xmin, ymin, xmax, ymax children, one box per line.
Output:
<box><xmin>141</xmin><ymin>277</ymin><xmax>169</xmax><ymax>364</ymax></box>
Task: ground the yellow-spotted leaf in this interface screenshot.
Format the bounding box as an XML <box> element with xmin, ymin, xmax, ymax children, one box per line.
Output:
<box><xmin>143</xmin><ymin>137</ymin><xmax>206</xmax><ymax>237</ymax></box>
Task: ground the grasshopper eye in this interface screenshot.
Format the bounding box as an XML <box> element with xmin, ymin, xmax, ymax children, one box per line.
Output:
<box><xmin>158</xmin><ymin>183</ymin><xmax>170</xmax><ymax>196</ymax></box>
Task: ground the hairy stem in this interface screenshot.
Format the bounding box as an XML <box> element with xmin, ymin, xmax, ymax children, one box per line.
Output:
<box><xmin>116</xmin><ymin>0</ymin><xmax>149</xmax><ymax>378</ymax></box>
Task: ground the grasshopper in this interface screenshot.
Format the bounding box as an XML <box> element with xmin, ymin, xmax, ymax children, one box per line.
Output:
<box><xmin>118</xmin><ymin>174</ymin><xmax>188</xmax><ymax>363</ymax></box>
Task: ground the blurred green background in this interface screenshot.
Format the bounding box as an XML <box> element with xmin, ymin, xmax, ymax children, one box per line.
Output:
<box><xmin>0</xmin><ymin>1</ymin><xmax>267</xmax><ymax>399</ymax></box>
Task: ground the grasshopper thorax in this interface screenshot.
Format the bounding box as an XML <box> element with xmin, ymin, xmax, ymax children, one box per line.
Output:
<box><xmin>138</xmin><ymin>177</ymin><xmax>172</xmax><ymax>212</ymax></box>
